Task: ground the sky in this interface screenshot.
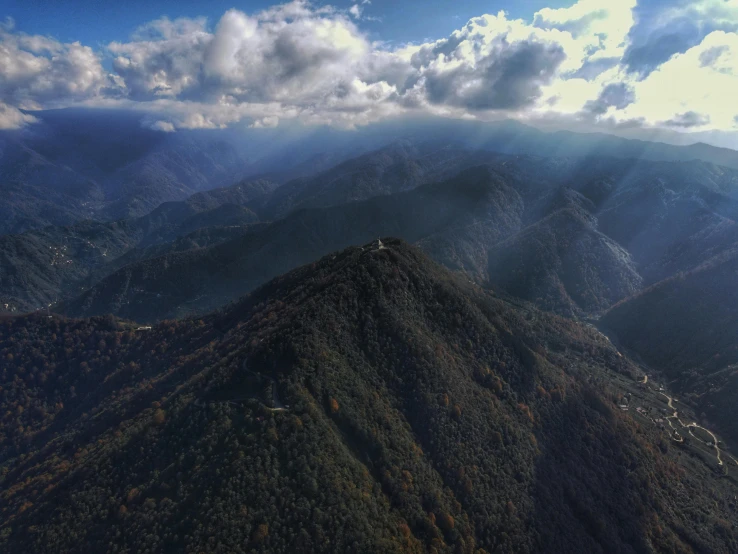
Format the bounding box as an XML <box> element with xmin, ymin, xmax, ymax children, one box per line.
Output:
<box><xmin>3</xmin><ymin>0</ymin><xmax>569</xmax><ymax>46</ymax></box>
<box><xmin>2</xmin><ymin>0</ymin><xmax>738</xmax><ymax>148</ymax></box>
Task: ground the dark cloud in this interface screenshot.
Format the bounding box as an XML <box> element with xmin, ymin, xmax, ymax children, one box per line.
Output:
<box><xmin>612</xmin><ymin>117</ymin><xmax>646</xmax><ymax>129</ymax></box>
<box><xmin>583</xmin><ymin>83</ymin><xmax>635</xmax><ymax>115</ymax></box>
<box><xmin>624</xmin><ymin>0</ymin><xmax>738</xmax><ymax>76</ymax></box>
<box><xmin>700</xmin><ymin>45</ymin><xmax>729</xmax><ymax>67</ymax></box>
<box><xmin>423</xmin><ymin>41</ymin><xmax>566</xmax><ymax>111</ymax></box>
<box><xmin>624</xmin><ymin>27</ymin><xmax>699</xmax><ymax>76</ymax></box>
<box><xmin>663</xmin><ymin>111</ymin><xmax>711</xmax><ymax>128</ymax></box>
<box><xmin>568</xmin><ymin>56</ymin><xmax>620</xmax><ymax>80</ymax></box>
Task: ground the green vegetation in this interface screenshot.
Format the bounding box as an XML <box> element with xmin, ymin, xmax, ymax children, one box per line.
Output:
<box><xmin>602</xmin><ymin>247</ymin><xmax>738</xmax><ymax>447</ymax></box>
<box><xmin>1</xmin><ymin>241</ymin><xmax>736</xmax><ymax>553</ymax></box>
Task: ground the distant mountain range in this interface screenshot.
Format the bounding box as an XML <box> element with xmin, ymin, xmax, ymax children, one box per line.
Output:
<box><xmin>5</xmin><ymin>109</ymin><xmax>738</xmax><ymax>235</ymax></box>
<box><xmin>41</xmin><ymin>151</ymin><xmax>738</xmax><ymax>324</ymax></box>
<box><xmin>3</xmin><ymin>130</ymin><xmax>738</xmax><ymax>326</ymax></box>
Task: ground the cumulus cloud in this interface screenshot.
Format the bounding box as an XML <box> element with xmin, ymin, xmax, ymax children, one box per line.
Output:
<box><xmin>0</xmin><ymin>101</ymin><xmax>37</xmax><ymax>129</ymax></box>
<box><xmin>583</xmin><ymin>82</ymin><xmax>635</xmax><ymax>115</ymax></box>
<box><xmin>534</xmin><ymin>0</ymin><xmax>635</xmax><ymax>60</ymax></box>
<box><xmin>105</xmin><ymin>3</ymin><xmax>402</xmax><ymax>128</ymax></box>
<box><xmin>617</xmin><ymin>30</ymin><xmax>738</xmax><ymax>131</ymax></box>
<box><xmin>663</xmin><ymin>111</ymin><xmax>711</xmax><ymax>128</ymax></box>
<box><xmin>0</xmin><ymin>0</ymin><xmax>736</xmax><ymax>145</ymax></box>
<box><xmin>147</xmin><ymin>120</ymin><xmax>176</xmax><ymax>132</ymax></box>
<box><xmin>0</xmin><ymin>18</ymin><xmax>113</xmax><ymax>125</ymax></box>
<box><xmin>624</xmin><ymin>0</ymin><xmax>738</xmax><ymax>75</ymax></box>
<box><xmin>406</xmin><ymin>14</ymin><xmax>571</xmax><ymax>111</ymax></box>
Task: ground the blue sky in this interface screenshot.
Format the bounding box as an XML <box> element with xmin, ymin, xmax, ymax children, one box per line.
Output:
<box><xmin>1</xmin><ymin>0</ymin><xmax>738</xmax><ymax>149</ymax></box>
<box><xmin>4</xmin><ymin>0</ymin><xmax>569</xmax><ymax>46</ymax></box>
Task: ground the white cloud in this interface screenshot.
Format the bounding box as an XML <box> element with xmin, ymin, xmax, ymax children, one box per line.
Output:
<box><xmin>0</xmin><ymin>101</ymin><xmax>37</xmax><ymax>129</ymax></box>
<box><xmin>147</xmin><ymin>120</ymin><xmax>176</xmax><ymax>132</ymax></box>
<box><xmin>619</xmin><ymin>30</ymin><xmax>738</xmax><ymax>131</ymax></box>
<box><xmin>251</xmin><ymin>115</ymin><xmax>280</xmax><ymax>128</ymax></box>
<box><xmin>106</xmin><ymin>4</ymin><xmax>393</xmax><ymax>127</ymax></box>
<box><xmin>0</xmin><ymin>0</ymin><xmax>736</xmax><ymax>145</ymax></box>
<box><xmin>0</xmin><ymin>18</ymin><xmax>113</xmax><ymax>123</ymax></box>
<box><xmin>624</xmin><ymin>0</ymin><xmax>738</xmax><ymax>74</ymax></box>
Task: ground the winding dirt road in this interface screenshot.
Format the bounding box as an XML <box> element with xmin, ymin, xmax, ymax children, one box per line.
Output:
<box><xmin>657</xmin><ymin>392</ymin><xmax>724</xmax><ymax>466</ymax></box>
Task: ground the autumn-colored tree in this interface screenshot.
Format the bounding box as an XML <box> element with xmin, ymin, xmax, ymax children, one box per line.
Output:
<box><xmin>438</xmin><ymin>513</ymin><xmax>455</xmax><ymax>531</ymax></box>
<box><xmin>517</xmin><ymin>403</ymin><xmax>534</xmax><ymax>423</ymax></box>
<box><xmin>153</xmin><ymin>409</ymin><xmax>166</xmax><ymax>425</ymax></box>
<box><xmin>253</xmin><ymin>523</ymin><xmax>269</xmax><ymax>543</ymax></box>
<box><xmin>126</xmin><ymin>488</ymin><xmax>140</xmax><ymax>503</ymax></box>
<box><xmin>329</xmin><ymin>398</ymin><xmax>339</xmax><ymax>413</ymax></box>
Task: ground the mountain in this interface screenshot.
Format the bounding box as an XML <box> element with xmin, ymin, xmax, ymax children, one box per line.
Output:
<box><xmin>487</xmin><ymin>204</ymin><xmax>642</xmax><ymax>316</ymax></box>
<box><xmin>6</xmin><ymin>110</ymin><xmax>738</xmax><ymax>236</ymax></box>
<box><xmin>390</xmin><ymin>118</ymin><xmax>738</xmax><ymax>170</ymax></box>
<box><xmin>6</xmin><ymin>147</ymin><xmax>738</xmax><ymax>324</ymax></box>
<box><xmin>0</xmin><ymin>110</ymin><xmax>301</xmax><ymax>235</ymax></box>
<box><xmin>63</xmin><ymin>154</ymin><xmax>738</xmax><ymax>322</ymax></box>
<box><xmin>98</xmin><ymin>136</ymin><xmax>254</xmax><ymax>220</ymax></box>
<box><xmin>601</xmin><ymin>248</ymin><xmax>738</xmax><ymax>446</ymax></box>
<box><xmin>0</xmin><ymin>180</ymin><xmax>273</xmax><ymax>313</ymax></box>
<box><xmin>1</xmin><ymin>240</ymin><xmax>736</xmax><ymax>553</ymax></box>
<box><xmin>590</xmin><ymin>160</ymin><xmax>738</xmax><ymax>281</ymax></box>
<box><xmin>0</xmin><ymin>136</ymin><xmax>105</xmax><ymax>234</ymax></box>
<box><xmin>0</xmin><ymin>111</ymin><xmax>260</xmax><ymax>234</ymax></box>
<box><xmin>62</xmin><ymin>165</ymin><xmax>527</xmax><ymax>321</ymax></box>
<box><xmin>128</xmin><ymin>178</ymin><xmax>275</xmax><ymax>245</ymax></box>
<box><xmin>260</xmin><ymin>142</ymin><xmax>501</xmax><ymax>219</ymax></box>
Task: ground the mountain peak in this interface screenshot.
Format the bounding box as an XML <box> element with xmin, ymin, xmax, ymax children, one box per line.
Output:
<box><xmin>4</xmin><ymin>233</ymin><xmax>736</xmax><ymax>553</ymax></box>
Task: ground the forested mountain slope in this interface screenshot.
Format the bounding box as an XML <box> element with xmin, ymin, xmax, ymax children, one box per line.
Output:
<box><xmin>0</xmin><ymin>119</ymin><xmax>254</xmax><ymax>234</ymax></box>
<box><xmin>0</xmin><ymin>180</ymin><xmax>274</xmax><ymax>313</ymax></box>
<box><xmin>601</xmin><ymin>247</ymin><xmax>738</xmax><ymax>446</ymax></box>
<box><xmin>0</xmin><ymin>137</ymin><xmax>105</xmax><ymax>234</ymax></box>
<box><xmin>6</xmin><ymin>148</ymin><xmax>738</xmax><ymax>323</ymax></box>
<box><xmin>1</xmin><ymin>240</ymin><xmax>736</xmax><ymax>553</ymax></box>
<box><xmin>62</xmin><ymin>166</ymin><xmax>528</xmax><ymax>321</ymax></box>
<box><xmin>487</xmin><ymin>206</ymin><xmax>641</xmax><ymax>316</ymax></box>
<box><xmin>260</xmin><ymin>142</ymin><xmax>502</xmax><ymax>219</ymax></box>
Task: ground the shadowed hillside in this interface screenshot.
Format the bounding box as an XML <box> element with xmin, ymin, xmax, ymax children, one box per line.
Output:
<box><xmin>63</xmin><ymin>166</ymin><xmax>526</xmax><ymax>321</ymax></box>
<box><xmin>1</xmin><ymin>240</ymin><xmax>736</xmax><ymax>553</ymax></box>
<box><xmin>487</xmin><ymin>206</ymin><xmax>642</xmax><ymax>316</ymax></box>
<box><xmin>602</xmin><ymin>248</ymin><xmax>738</xmax><ymax>446</ymax></box>
<box><xmin>0</xmin><ymin>180</ymin><xmax>274</xmax><ymax>313</ymax></box>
